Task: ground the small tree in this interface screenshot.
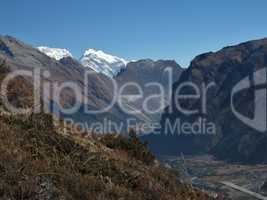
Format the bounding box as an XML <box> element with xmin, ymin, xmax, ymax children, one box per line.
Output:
<box><xmin>128</xmin><ymin>128</ymin><xmax>139</xmax><ymax>144</ymax></box>
<box><xmin>0</xmin><ymin>60</ymin><xmax>9</xmax><ymax>74</ymax></box>
<box><xmin>128</xmin><ymin>128</ymin><xmax>155</xmax><ymax>165</ymax></box>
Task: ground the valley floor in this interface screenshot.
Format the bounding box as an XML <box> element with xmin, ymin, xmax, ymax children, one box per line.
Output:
<box><xmin>160</xmin><ymin>155</ymin><xmax>267</xmax><ymax>200</ymax></box>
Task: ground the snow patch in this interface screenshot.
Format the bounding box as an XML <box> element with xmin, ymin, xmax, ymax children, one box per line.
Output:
<box><xmin>37</xmin><ymin>46</ymin><xmax>73</xmax><ymax>60</ymax></box>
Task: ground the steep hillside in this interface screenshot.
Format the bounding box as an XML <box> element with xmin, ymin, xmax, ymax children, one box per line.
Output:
<box><xmin>143</xmin><ymin>38</ymin><xmax>267</xmax><ymax>164</ymax></box>
<box><xmin>0</xmin><ymin>62</ymin><xmax>211</xmax><ymax>200</ymax></box>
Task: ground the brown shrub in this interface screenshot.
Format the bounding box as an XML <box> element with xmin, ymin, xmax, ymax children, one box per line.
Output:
<box><xmin>99</xmin><ymin>129</ymin><xmax>155</xmax><ymax>165</ymax></box>
<box><xmin>0</xmin><ymin>111</ymin><xmax>212</xmax><ymax>200</ymax></box>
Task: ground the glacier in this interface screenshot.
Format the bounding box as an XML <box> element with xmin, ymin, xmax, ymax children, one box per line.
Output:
<box><xmin>80</xmin><ymin>49</ymin><xmax>127</xmax><ymax>78</ymax></box>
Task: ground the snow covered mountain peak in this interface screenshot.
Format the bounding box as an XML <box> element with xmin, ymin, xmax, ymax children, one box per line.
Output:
<box><xmin>37</xmin><ymin>46</ymin><xmax>73</xmax><ymax>60</ymax></box>
<box><xmin>80</xmin><ymin>49</ymin><xmax>127</xmax><ymax>77</ymax></box>
<box><xmin>37</xmin><ymin>46</ymin><xmax>127</xmax><ymax>78</ymax></box>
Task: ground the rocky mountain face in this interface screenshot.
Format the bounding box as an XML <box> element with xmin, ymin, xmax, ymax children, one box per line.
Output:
<box><xmin>35</xmin><ymin>45</ymin><xmax>183</xmax><ymax>127</ymax></box>
<box><xmin>143</xmin><ymin>38</ymin><xmax>267</xmax><ymax>164</ymax></box>
<box><xmin>115</xmin><ymin>59</ymin><xmax>183</xmax><ymax>123</ymax></box>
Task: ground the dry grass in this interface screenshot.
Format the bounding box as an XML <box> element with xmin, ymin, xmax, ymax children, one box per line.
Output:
<box><xmin>0</xmin><ymin>113</ymin><xmax>213</xmax><ymax>200</ymax></box>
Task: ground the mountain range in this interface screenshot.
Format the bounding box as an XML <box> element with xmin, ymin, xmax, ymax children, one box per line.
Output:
<box><xmin>38</xmin><ymin>46</ymin><xmax>128</xmax><ymax>78</ymax></box>
<box><xmin>0</xmin><ymin>35</ymin><xmax>183</xmax><ymax>133</ymax></box>
<box><xmin>1</xmin><ymin>35</ymin><xmax>267</xmax><ymax>165</ymax></box>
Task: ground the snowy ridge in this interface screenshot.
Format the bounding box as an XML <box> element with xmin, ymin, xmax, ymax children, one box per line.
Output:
<box><xmin>37</xmin><ymin>46</ymin><xmax>128</xmax><ymax>78</ymax></box>
<box><xmin>80</xmin><ymin>49</ymin><xmax>127</xmax><ymax>77</ymax></box>
<box><xmin>37</xmin><ymin>46</ymin><xmax>73</xmax><ymax>60</ymax></box>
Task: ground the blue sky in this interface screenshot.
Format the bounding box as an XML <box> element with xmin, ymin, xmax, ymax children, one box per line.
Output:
<box><xmin>1</xmin><ymin>0</ymin><xmax>267</xmax><ymax>67</ymax></box>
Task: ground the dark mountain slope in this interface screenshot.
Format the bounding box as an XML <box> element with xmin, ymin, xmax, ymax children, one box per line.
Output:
<box><xmin>143</xmin><ymin>38</ymin><xmax>267</xmax><ymax>164</ymax></box>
